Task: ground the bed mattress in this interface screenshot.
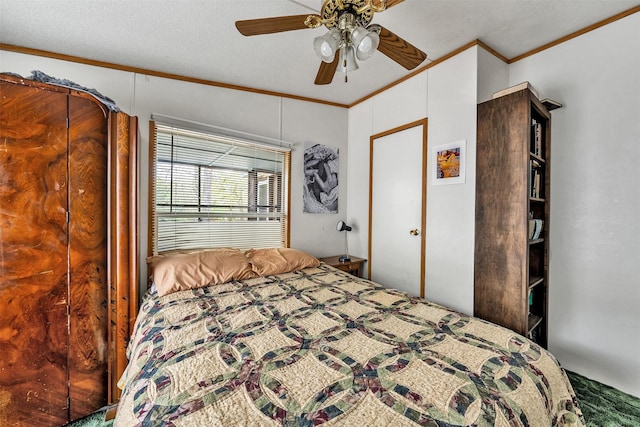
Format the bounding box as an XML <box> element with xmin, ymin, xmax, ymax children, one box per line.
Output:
<box><xmin>115</xmin><ymin>263</ymin><xmax>584</xmax><ymax>426</ymax></box>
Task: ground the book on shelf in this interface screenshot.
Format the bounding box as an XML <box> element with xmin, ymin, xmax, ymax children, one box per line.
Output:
<box><xmin>533</xmin><ymin>220</ymin><xmax>544</xmax><ymax>239</ymax></box>
<box><xmin>531</xmin><ymin>119</ymin><xmax>542</xmax><ymax>156</ymax></box>
<box><xmin>492</xmin><ymin>81</ymin><xmax>539</xmax><ymax>100</ymax></box>
<box><xmin>533</xmin><ymin>172</ymin><xmax>541</xmax><ymax>198</ymax></box>
<box><xmin>528</xmin><ymin>219</ymin><xmax>544</xmax><ymax>240</ymax></box>
<box><xmin>530</xmin><ymin>159</ymin><xmax>541</xmax><ymax>198</ymax></box>
<box><xmin>528</xmin><ymin>220</ymin><xmax>535</xmax><ymax>239</ymax></box>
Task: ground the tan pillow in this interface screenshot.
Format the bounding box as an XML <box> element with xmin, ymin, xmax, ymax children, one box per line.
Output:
<box><xmin>152</xmin><ymin>248</ymin><xmax>256</xmax><ymax>296</ymax></box>
<box><xmin>245</xmin><ymin>248</ymin><xmax>320</xmax><ymax>276</ymax></box>
<box><xmin>147</xmin><ymin>249</ymin><xmax>203</xmax><ymax>273</ymax></box>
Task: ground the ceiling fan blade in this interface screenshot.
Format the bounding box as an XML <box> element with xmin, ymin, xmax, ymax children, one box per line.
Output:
<box><xmin>377</xmin><ymin>26</ymin><xmax>427</xmax><ymax>70</ymax></box>
<box><xmin>384</xmin><ymin>0</ymin><xmax>405</xmax><ymax>9</ymax></box>
<box><xmin>235</xmin><ymin>14</ymin><xmax>318</xmax><ymax>36</ymax></box>
<box><xmin>314</xmin><ymin>55</ymin><xmax>340</xmax><ymax>85</ymax></box>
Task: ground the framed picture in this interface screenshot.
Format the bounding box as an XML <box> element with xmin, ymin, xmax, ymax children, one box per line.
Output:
<box><xmin>432</xmin><ymin>140</ymin><xmax>466</xmax><ymax>185</ymax></box>
<box><xmin>303</xmin><ymin>143</ymin><xmax>339</xmax><ymax>213</ymax></box>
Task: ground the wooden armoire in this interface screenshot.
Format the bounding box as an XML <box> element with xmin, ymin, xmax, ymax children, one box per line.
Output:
<box><xmin>0</xmin><ymin>73</ymin><xmax>138</xmax><ymax>426</ymax></box>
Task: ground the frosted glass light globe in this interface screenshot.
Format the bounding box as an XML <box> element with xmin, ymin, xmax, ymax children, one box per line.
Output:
<box><xmin>320</xmin><ymin>41</ymin><xmax>334</xmax><ymax>57</ymax></box>
<box><xmin>358</xmin><ymin>37</ymin><xmax>372</xmax><ymax>53</ymax></box>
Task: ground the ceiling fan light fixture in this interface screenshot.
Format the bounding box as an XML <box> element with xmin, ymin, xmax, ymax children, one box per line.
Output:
<box><xmin>351</xmin><ymin>26</ymin><xmax>379</xmax><ymax>61</ymax></box>
<box><xmin>313</xmin><ymin>29</ymin><xmax>341</xmax><ymax>62</ymax></box>
<box><xmin>338</xmin><ymin>45</ymin><xmax>359</xmax><ymax>73</ymax></box>
<box><xmin>236</xmin><ymin>0</ymin><xmax>427</xmax><ymax>86</ymax></box>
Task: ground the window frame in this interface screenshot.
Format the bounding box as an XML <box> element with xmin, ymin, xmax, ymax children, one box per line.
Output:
<box><xmin>148</xmin><ymin>120</ymin><xmax>291</xmax><ymax>255</ymax></box>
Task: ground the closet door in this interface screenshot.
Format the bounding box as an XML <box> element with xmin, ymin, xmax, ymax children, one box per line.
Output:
<box><xmin>369</xmin><ymin>120</ymin><xmax>427</xmax><ymax>297</ymax></box>
<box><xmin>0</xmin><ymin>82</ymin><xmax>70</xmax><ymax>426</ymax></box>
<box><xmin>67</xmin><ymin>95</ymin><xmax>109</xmax><ymax>419</ymax></box>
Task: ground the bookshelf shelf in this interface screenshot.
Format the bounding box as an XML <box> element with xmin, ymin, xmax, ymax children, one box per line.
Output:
<box><xmin>528</xmin><ymin>315</ymin><xmax>544</xmax><ymax>335</ymax></box>
<box><xmin>474</xmin><ymin>87</ymin><xmax>551</xmax><ymax>348</ymax></box>
<box><xmin>541</xmin><ymin>98</ymin><xmax>563</xmax><ymax>111</ymax></box>
<box><xmin>530</xmin><ymin>153</ymin><xmax>545</xmax><ymax>163</ymax></box>
<box><xmin>529</xmin><ymin>276</ymin><xmax>544</xmax><ymax>290</ymax></box>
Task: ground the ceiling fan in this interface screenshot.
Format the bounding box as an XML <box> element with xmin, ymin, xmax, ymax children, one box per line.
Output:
<box><xmin>235</xmin><ymin>0</ymin><xmax>427</xmax><ymax>85</ymax></box>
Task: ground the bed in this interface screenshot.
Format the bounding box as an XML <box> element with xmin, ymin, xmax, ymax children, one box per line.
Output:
<box><xmin>115</xmin><ymin>248</ymin><xmax>584</xmax><ymax>426</ymax></box>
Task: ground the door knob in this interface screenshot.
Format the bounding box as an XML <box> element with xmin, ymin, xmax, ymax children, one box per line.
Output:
<box><xmin>409</xmin><ymin>229</ymin><xmax>420</xmax><ymax>236</ymax></box>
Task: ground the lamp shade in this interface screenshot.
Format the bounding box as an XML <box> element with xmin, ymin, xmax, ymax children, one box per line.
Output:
<box><xmin>338</xmin><ymin>45</ymin><xmax>359</xmax><ymax>73</ymax></box>
<box><xmin>313</xmin><ymin>29</ymin><xmax>341</xmax><ymax>62</ymax></box>
<box><xmin>337</xmin><ymin>220</ymin><xmax>352</xmax><ymax>232</ymax></box>
<box><xmin>351</xmin><ymin>26</ymin><xmax>379</xmax><ymax>61</ymax></box>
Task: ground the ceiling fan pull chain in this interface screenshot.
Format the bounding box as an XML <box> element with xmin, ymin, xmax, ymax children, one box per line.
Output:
<box><xmin>342</xmin><ymin>49</ymin><xmax>348</xmax><ymax>82</ymax></box>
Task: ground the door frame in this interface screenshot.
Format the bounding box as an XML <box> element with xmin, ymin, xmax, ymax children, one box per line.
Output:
<box><xmin>368</xmin><ymin>118</ymin><xmax>428</xmax><ymax>297</ymax></box>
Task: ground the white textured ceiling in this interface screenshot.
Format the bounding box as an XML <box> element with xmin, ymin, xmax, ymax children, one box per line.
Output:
<box><xmin>0</xmin><ymin>0</ymin><xmax>637</xmax><ymax>105</ymax></box>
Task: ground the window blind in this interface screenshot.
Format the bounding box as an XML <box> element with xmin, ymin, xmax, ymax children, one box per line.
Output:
<box><xmin>149</xmin><ymin>122</ymin><xmax>290</xmax><ymax>254</ymax></box>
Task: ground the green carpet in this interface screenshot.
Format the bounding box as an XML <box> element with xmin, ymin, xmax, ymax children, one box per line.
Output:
<box><xmin>64</xmin><ymin>372</ymin><xmax>640</xmax><ymax>426</ymax></box>
<box><xmin>566</xmin><ymin>370</ymin><xmax>640</xmax><ymax>427</ymax></box>
<box><xmin>62</xmin><ymin>405</ymin><xmax>114</xmax><ymax>427</ymax></box>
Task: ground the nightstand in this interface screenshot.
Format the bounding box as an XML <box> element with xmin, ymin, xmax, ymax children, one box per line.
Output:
<box><xmin>319</xmin><ymin>255</ymin><xmax>366</xmax><ymax>278</ymax></box>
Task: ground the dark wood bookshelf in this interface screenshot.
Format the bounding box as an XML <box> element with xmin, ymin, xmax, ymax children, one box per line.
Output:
<box><xmin>474</xmin><ymin>87</ymin><xmax>551</xmax><ymax>348</ymax></box>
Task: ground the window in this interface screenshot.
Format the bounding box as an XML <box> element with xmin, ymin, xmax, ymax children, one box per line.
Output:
<box><xmin>149</xmin><ymin>121</ymin><xmax>290</xmax><ymax>254</ymax></box>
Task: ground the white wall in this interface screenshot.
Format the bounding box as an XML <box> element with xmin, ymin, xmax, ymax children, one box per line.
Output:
<box><xmin>476</xmin><ymin>47</ymin><xmax>509</xmax><ymax>104</ymax></box>
<box><xmin>345</xmin><ymin>100</ymin><xmax>374</xmax><ymax>261</ymax></box>
<box><xmin>347</xmin><ymin>48</ymin><xmax>478</xmax><ymax>315</ymax></box>
<box><xmin>509</xmin><ymin>12</ymin><xmax>640</xmax><ymax>397</ymax></box>
<box><xmin>346</xmin><ymin>72</ymin><xmax>428</xmax><ymax>277</ymax></box>
<box><xmin>423</xmin><ymin>48</ymin><xmax>478</xmax><ymax>314</ymax></box>
<box><xmin>281</xmin><ymin>98</ymin><xmax>350</xmax><ymax>257</ymax></box>
<box><xmin>0</xmin><ymin>51</ymin><xmax>349</xmax><ymax>291</ymax></box>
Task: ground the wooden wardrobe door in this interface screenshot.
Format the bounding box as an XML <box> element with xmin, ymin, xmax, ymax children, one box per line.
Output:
<box><xmin>0</xmin><ymin>81</ymin><xmax>70</xmax><ymax>426</ymax></box>
<box><xmin>67</xmin><ymin>95</ymin><xmax>109</xmax><ymax>419</ymax></box>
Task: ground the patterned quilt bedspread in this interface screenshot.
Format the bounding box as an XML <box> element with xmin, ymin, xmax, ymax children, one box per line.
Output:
<box><xmin>115</xmin><ymin>264</ymin><xmax>584</xmax><ymax>426</ymax></box>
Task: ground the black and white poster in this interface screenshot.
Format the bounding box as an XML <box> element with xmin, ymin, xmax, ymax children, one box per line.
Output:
<box><xmin>303</xmin><ymin>143</ymin><xmax>339</xmax><ymax>214</ymax></box>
